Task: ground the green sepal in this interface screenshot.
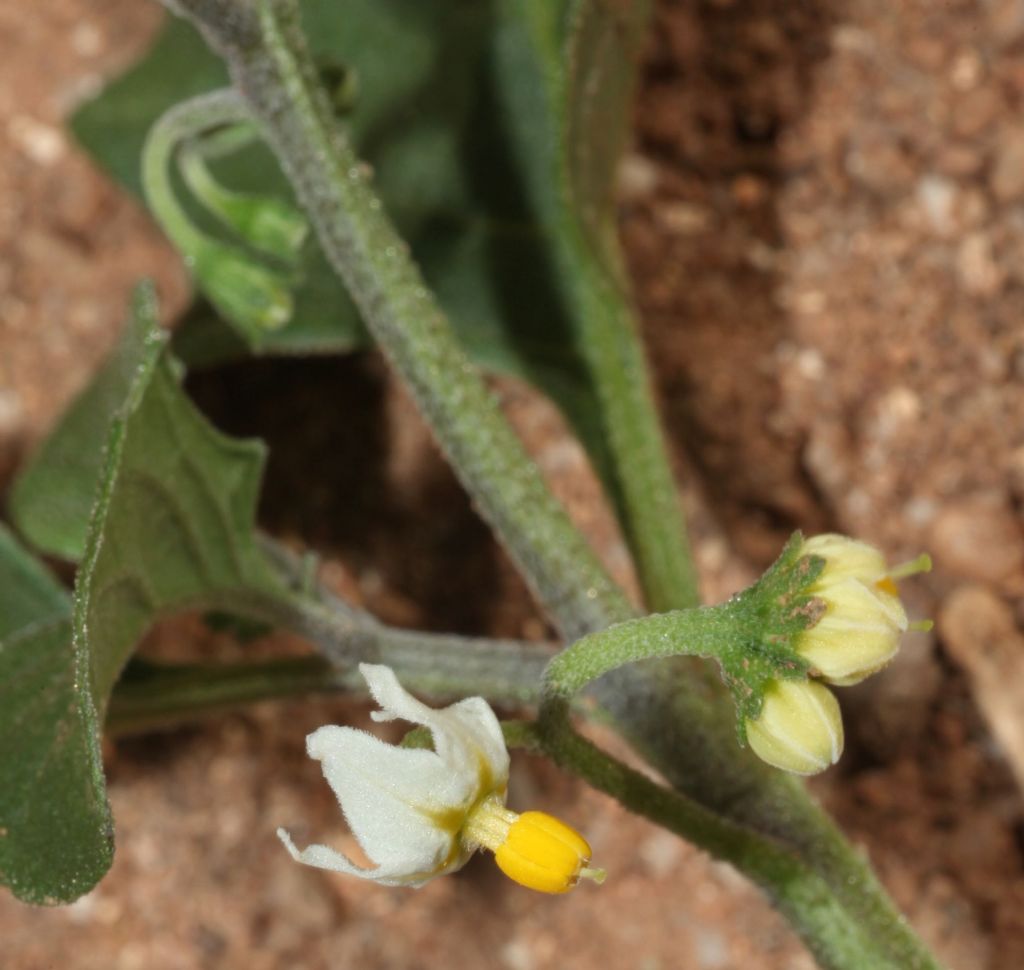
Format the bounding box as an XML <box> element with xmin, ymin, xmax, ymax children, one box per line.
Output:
<box><xmin>400</xmin><ymin>726</ymin><xmax>434</xmax><ymax>751</ymax></box>
<box><xmin>716</xmin><ymin>532</ymin><xmax>827</xmax><ymax>739</ymax></box>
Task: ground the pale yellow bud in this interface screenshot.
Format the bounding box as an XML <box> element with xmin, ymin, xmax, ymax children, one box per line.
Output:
<box><xmin>798</xmin><ymin>534</ymin><xmax>925</xmax><ymax>686</ymax></box>
<box><xmin>745</xmin><ymin>680</ymin><xmax>843</xmax><ymax>776</ymax></box>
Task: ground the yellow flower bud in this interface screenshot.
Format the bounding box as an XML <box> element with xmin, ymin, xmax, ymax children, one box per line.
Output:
<box><xmin>798</xmin><ymin>534</ymin><xmax>928</xmax><ymax>686</ymax></box>
<box><xmin>745</xmin><ymin>679</ymin><xmax>843</xmax><ymax>775</ymax></box>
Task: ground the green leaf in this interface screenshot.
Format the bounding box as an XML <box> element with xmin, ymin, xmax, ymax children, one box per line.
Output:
<box><xmin>0</xmin><ymin>509</ymin><xmax>110</xmax><ymax>904</ymax></box>
<box><xmin>0</xmin><ymin>288</ymin><xmax>191</xmax><ymax>902</ymax></box>
<box><xmin>491</xmin><ymin>0</ymin><xmax>651</xmax><ymax>263</ymax></box>
<box><xmin>70</xmin><ymin>1</ymin><xmax>643</xmax><ymax>476</ymax></box>
<box><xmin>2</xmin><ymin>284</ymin><xmax>296</xmax><ymax>904</ymax></box>
<box><xmin>9</xmin><ymin>295</ymin><xmax>170</xmax><ymax>560</ymax></box>
<box><xmin>72</xmin><ymin>286</ymin><xmax>287</xmax><ymax>707</ymax></box>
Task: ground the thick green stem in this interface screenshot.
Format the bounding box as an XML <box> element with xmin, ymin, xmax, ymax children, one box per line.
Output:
<box><xmin>153</xmin><ymin>4</ymin><xmax>943</xmax><ymax>967</ymax></box>
<box><xmin>106</xmin><ymin>569</ymin><xmax>552</xmax><ymax>733</ymax></box>
<box><xmin>171</xmin><ymin>536</ymin><xmax>555</xmax><ymax>704</ymax></box>
<box><xmin>206</xmin><ymin>585</ymin><xmax>551</xmax><ymax>704</ymax></box>
<box><xmin>235</xmin><ymin>0</ymin><xmax>629</xmax><ymax>644</ymax></box>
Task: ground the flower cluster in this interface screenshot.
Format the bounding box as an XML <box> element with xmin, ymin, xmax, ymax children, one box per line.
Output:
<box><xmin>743</xmin><ymin>534</ymin><xmax>929</xmax><ymax>775</ymax></box>
<box><xmin>278</xmin><ymin>664</ymin><xmax>603</xmax><ymax>893</ymax></box>
<box><xmin>277</xmin><ymin>534</ymin><xmax>928</xmax><ymax>896</ymax></box>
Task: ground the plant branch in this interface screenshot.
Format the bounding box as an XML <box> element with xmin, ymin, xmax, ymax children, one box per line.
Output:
<box><xmin>562</xmin><ymin>238</ymin><xmax>701</xmax><ymax>612</ymax></box>
<box><xmin>106</xmin><ymin>656</ymin><xmax>351</xmax><ymax>735</ymax></box>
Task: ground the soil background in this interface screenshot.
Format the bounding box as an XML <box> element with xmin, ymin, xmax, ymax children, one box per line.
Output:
<box><xmin>2</xmin><ymin>1</ymin><xmax>1024</xmax><ymax>968</ymax></box>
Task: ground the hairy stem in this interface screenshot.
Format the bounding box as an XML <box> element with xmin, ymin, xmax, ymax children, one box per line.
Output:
<box><xmin>208</xmin><ymin>585</ymin><xmax>551</xmax><ymax>704</ymax></box>
<box><xmin>543</xmin><ymin>605</ymin><xmax>734</xmax><ymax>703</ymax></box>
<box><xmin>530</xmin><ymin>720</ymin><xmax>932</xmax><ymax>970</ymax></box>
<box><xmin>247</xmin><ymin>0</ymin><xmax>629</xmax><ymax>643</ymax></box>
<box><xmin>562</xmin><ymin>238</ymin><xmax>700</xmax><ymax>612</ymax></box>
<box><xmin>106</xmin><ymin>656</ymin><xmax>350</xmax><ymax>735</ymax></box>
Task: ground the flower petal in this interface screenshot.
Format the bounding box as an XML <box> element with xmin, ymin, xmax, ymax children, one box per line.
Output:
<box><xmin>276</xmin><ymin>827</ymin><xmax>451</xmax><ymax>887</ymax></box>
<box><xmin>359</xmin><ymin>664</ymin><xmax>509</xmax><ymax>790</ymax></box>
<box><xmin>804</xmin><ymin>534</ymin><xmax>886</xmax><ymax>584</ymax></box>
<box><xmin>746</xmin><ymin>680</ymin><xmax>843</xmax><ymax>775</ymax></box>
<box><xmin>307</xmin><ymin>725</ymin><xmax>471</xmax><ymax>873</ymax></box>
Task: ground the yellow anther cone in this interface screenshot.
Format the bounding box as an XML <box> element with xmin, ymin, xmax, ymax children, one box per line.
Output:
<box><xmin>494</xmin><ymin>811</ymin><xmax>598</xmax><ymax>894</ymax></box>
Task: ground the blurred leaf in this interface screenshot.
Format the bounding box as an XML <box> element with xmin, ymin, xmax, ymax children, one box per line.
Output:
<box><xmin>492</xmin><ymin>0</ymin><xmax>652</xmax><ymax>308</ymax></box>
<box><xmin>565</xmin><ymin>0</ymin><xmax>653</xmax><ymax>263</ymax></box>
<box><xmin>70</xmin><ymin>0</ymin><xmax>650</xmax><ymax>477</ymax></box>
<box><xmin>489</xmin><ymin>0</ymin><xmax>655</xmax><ymax>500</ymax></box>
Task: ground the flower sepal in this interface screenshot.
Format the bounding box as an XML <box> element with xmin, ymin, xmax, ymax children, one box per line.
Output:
<box><xmin>710</xmin><ymin>533</ymin><xmax>826</xmax><ymax>731</ymax></box>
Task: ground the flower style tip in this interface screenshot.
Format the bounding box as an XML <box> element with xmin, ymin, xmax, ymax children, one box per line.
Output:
<box><xmin>745</xmin><ymin>679</ymin><xmax>843</xmax><ymax>776</ymax></box>
<box><xmin>277</xmin><ymin>665</ymin><xmax>603</xmax><ymax>893</ymax></box>
<box><xmin>797</xmin><ymin>534</ymin><xmax>930</xmax><ymax>686</ymax></box>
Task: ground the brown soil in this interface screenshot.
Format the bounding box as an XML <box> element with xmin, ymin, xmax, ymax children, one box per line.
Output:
<box><xmin>2</xmin><ymin>1</ymin><xmax>1023</xmax><ymax>968</ymax></box>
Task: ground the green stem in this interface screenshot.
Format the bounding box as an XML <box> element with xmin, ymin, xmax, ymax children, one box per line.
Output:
<box><xmin>106</xmin><ymin>656</ymin><xmax>350</xmax><ymax>735</ymax></box>
<box><xmin>208</xmin><ymin>586</ymin><xmax>551</xmax><ymax>704</ymax></box>
<box><xmin>531</xmin><ymin>721</ymin><xmax>928</xmax><ymax>970</ymax></box>
<box><xmin>494</xmin><ymin>0</ymin><xmax>698</xmax><ymax>612</ymax></box>
<box><xmin>241</xmin><ymin>537</ymin><xmax>554</xmax><ymax>701</ymax></box>
<box><xmin>106</xmin><ymin>571</ymin><xmax>553</xmax><ymax>732</ymax></box>
<box><xmin>141</xmin><ymin>88</ymin><xmax>249</xmax><ymax>257</ymax></box>
<box><xmin>564</xmin><ymin>240</ymin><xmax>700</xmax><ymax>612</ymax></box>
<box><xmin>179</xmin><ymin>137</ymin><xmax>308</xmax><ymax>261</ymax></box>
<box><xmin>543</xmin><ymin>605</ymin><xmax>733</xmax><ymax>703</ymax></box>
<box><xmin>238</xmin><ymin>0</ymin><xmax>629</xmax><ymax>644</ymax></box>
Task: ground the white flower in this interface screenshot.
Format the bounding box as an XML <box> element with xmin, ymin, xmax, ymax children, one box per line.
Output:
<box><xmin>277</xmin><ymin>663</ymin><xmax>509</xmax><ymax>887</ymax></box>
<box><xmin>277</xmin><ymin>664</ymin><xmax>603</xmax><ymax>893</ymax></box>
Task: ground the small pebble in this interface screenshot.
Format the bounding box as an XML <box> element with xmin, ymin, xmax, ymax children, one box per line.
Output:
<box><xmin>929</xmin><ymin>496</ymin><xmax>1024</xmax><ymax>582</ymax></box>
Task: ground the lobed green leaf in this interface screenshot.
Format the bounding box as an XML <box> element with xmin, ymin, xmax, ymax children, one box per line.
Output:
<box><xmin>1</xmin><ymin>284</ymin><xmax>293</xmax><ymax>904</ymax></box>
